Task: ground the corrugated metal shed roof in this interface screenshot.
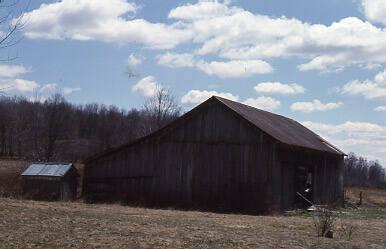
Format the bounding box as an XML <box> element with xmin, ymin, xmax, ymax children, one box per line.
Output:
<box><xmin>21</xmin><ymin>163</ymin><xmax>73</xmax><ymax>177</ymax></box>
<box><xmin>215</xmin><ymin>96</ymin><xmax>345</xmax><ymax>155</ymax></box>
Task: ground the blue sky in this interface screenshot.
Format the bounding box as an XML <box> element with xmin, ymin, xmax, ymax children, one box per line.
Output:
<box><xmin>2</xmin><ymin>0</ymin><xmax>386</xmax><ymax>163</ymax></box>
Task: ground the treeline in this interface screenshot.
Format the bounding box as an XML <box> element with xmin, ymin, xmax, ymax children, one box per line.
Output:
<box><xmin>0</xmin><ymin>89</ymin><xmax>180</xmax><ymax>162</ymax></box>
<box><xmin>344</xmin><ymin>152</ymin><xmax>386</xmax><ymax>188</ymax></box>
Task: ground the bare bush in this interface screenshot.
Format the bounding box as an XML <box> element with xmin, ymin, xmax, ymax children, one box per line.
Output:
<box><xmin>338</xmin><ymin>218</ymin><xmax>357</xmax><ymax>240</ymax></box>
<box><xmin>312</xmin><ymin>207</ymin><xmax>338</xmax><ymax>238</ymax></box>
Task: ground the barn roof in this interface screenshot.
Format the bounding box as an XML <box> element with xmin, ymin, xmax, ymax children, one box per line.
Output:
<box><xmin>21</xmin><ymin>163</ymin><xmax>74</xmax><ymax>177</ymax></box>
<box><xmin>85</xmin><ymin>96</ymin><xmax>344</xmax><ymax>162</ymax></box>
<box><xmin>214</xmin><ymin>96</ymin><xmax>345</xmax><ymax>155</ymax></box>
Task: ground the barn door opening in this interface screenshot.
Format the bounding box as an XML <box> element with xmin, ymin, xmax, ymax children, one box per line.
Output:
<box><xmin>295</xmin><ymin>166</ymin><xmax>313</xmax><ymax>207</ymax></box>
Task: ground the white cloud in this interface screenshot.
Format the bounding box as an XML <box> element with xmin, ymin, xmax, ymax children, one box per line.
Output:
<box><xmin>181</xmin><ymin>89</ymin><xmax>238</xmax><ymax>105</ymax></box>
<box><xmin>19</xmin><ymin>0</ymin><xmax>386</xmax><ymax>71</ymax></box>
<box><xmin>157</xmin><ymin>52</ymin><xmax>196</xmax><ymax>68</ymax></box>
<box><xmin>243</xmin><ymin>96</ymin><xmax>280</xmax><ymax>111</ymax></box>
<box><xmin>374</xmin><ymin>106</ymin><xmax>386</xmax><ymax>111</ymax></box>
<box><xmin>169</xmin><ymin>0</ymin><xmax>240</xmax><ymax>21</ymax></box>
<box><xmin>302</xmin><ymin>120</ymin><xmax>386</xmax><ymax>164</ymax></box>
<box><xmin>169</xmin><ymin>2</ymin><xmax>386</xmax><ymax>72</ymax></box>
<box><xmin>132</xmin><ymin>76</ymin><xmax>160</xmax><ymax>97</ymax></box>
<box><xmin>39</xmin><ymin>83</ymin><xmax>57</xmax><ymax>94</ymax></box>
<box><xmin>291</xmin><ymin>99</ymin><xmax>343</xmax><ymax>112</ymax></box>
<box><xmin>361</xmin><ymin>0</ymin><xmax>386</xmax><ymax>25</ymax></box>
<box><xmin>29</xmin><ymin>96</ymin><xmax>47</xmax><ymax>103</ymax></box>
<box><xmin>128</xmin><ymin>54</ymin><xmax>142</xmax><ymax>66</ymax></box>
<box><xmin>158</xmin><ymin>52</ymin><xmax>273</xmax><ymax>78</ymax></box>
<box><xmin>342</xmin><ymin>69</ymin><xmax>386</xmax><ymax>99</ymax></box>
<box><xmin>253</xmin><ymin>82</ymin><xmax>305</xmax><ymax>95</ymax></box>
<box><xmin>181</xmin><ymin>89</ymin><xmax>280</xmax><ymax>111</ymax></box>
<box><xmin>20</xmin><ymin>0</ymin><xmax>191</xmax><ymax>49</ymax></box>
<box><xmin>62</xmin><ymin>87</ymin><xmax>81</xmax><ymax>95</ymax></box>
<box><xmin>196</xmin><ymin>59</ymin><xmax>273</xmax><ymax>78</ymax></box>
<box><xmin>0</xmin><ymin>65</ymin><xmax>30</xmax><ymax>78</ymax></box>
<box><xmin>0</xmin><ymin>79</ymin><xmax>40</xmax><ymax>92</ymax></box>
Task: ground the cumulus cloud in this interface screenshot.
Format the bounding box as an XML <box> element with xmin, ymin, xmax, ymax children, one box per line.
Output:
<box><xmin>181</xmin><ymin>90</ymin><xmax>238</xmax><ymax>105</ymax></box>
<box><xmin>242</xmin><ymin>96</ymin><xmax>280</xmax><ymax>110</ymax></box>
<box><xmin>19</xmin><ymin>0</ymin><xmax>191</xmax><ymax>49</ymax></box>
<box><xmin>62</xmin><ymin>87</ymin><xmax>81</xmax><ymax>95</ymax></box>
<box><xmin>0</xmin><ymin>79</ymin><xmax>40</xmax><ymax>92</ymax></box>
<box><xmin>158</xmin><ymin>52</ymin><xmax>272</xmax><ymax>78</ymax></box>
<box><xmin>374</xmin><ymin>106</ymin><xmax>386</xmax><ymax>111</ymax></box>
<box><xmin>169</xmin><ymin>0</ymin><xmax>240</xmax><ymax>21</ymax></box>
<box><xmin>181</xmin><ymin>89</ymin><xmax>280</xmax><ymax>111</ymax></box>
<box><xmin>157</xmin><ymin>52</ymin><xmax>196</xmax><ymax>68</ymax></box>
<box><xmin>342</xmin><ymin>69</ymin><xmax>386</xmax><ymax>99</ymax></box>
<box><xmin>302</xmin><ymin>120</ymin><xmax>386</xmax><ymax>164</ymax></box>
<box><xmin>132</xmin><ymin>76</ymin><xmax>160</xmax><ymax>97</ymax></box>
<box><xmin>361</xmin><ymin>0</ymin><xmax>386</xmax><ymax>25</ymax></box>
<box><xmin>253</xmin><ymin>82</ymin><xmax>305</xmax><ymax>95</ymax></box>
<box><xmin>291</xmin><ymin>99</ymin><xmax>343</xmax><ymax>112</ymax></box>
<box><xmin>169</xmin><ymin>2</ymin><xmax>386</xmax><ymax>72</ymax></box>
<box><xmin>196</xmin><ymin>59</ymin><xmax>273</xmax><ymax>78</ymax></box>
<box><xmin>128</xmin><ymin>54</ymin><xmax>142</xmax><ymax>66</ymax></box>
<box><xmin>39</xmin><ymin>83</ymin><xmax>57</xmax><ymax>94</ymax></box>
<box><xmin>36</xmin><ymin>83</ymin><xmax>81</xmax><ymax>96</ymax></box>
<box><xmin>0</xmin><ymin>65</ymin><xmax>30</xmax><ymax>78</ymax></box>
<box><xmin>17</xmin><ymin>0</ymin><xmax>386</xmax><ymax>71</ymax></box>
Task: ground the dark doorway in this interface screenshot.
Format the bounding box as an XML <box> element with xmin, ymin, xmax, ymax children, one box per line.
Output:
<box><xmin>295</xmin><ymin>166</ymin><xmax>313</xmax><ymax>207</ymax></box>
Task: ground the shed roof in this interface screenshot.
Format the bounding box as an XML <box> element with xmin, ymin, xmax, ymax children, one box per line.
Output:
<box><xmin>21</xmin><ymin>163</ymin><xmax>73</xmax><ymax>177</ymax></box>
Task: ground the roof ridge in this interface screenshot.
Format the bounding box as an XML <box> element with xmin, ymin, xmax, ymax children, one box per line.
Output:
<box><xmin>212</xmin><ymin>95</ymin><xmax>345</xmax><ymax>155</ymax></box>
<box><xmin>213</xmin><ymin>95</ymin><xmax>293</xmax><ymax>121</ymax></box>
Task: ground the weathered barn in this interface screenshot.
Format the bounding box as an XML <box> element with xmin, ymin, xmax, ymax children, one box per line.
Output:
<box><xmin>21</xmin><ymin>163</ymin><xmax>79</xmax><ymax>201</ymax></box>
<box><xmin>83</xmin><ymin>96</ymin><xmax>345</xmax><ymax>214</ymax></box>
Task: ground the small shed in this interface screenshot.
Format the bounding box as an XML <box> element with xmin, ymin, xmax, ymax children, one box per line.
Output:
<box><xmin>21</xmin><ymin>163</ymin><xmax>78</xmax><ymax>201</ymax></box>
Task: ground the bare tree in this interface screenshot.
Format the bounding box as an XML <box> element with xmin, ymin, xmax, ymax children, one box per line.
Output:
<box><xmin>142</xmin><ymin>87</ymin><xmax>181</xmax><ymax>134</ymax></box>
<box><xmin>0</xmin><ymin>0</ymin><xmax>28</xmax><ymax>50</ymax></box>
<box><xmin>0</xmin><ymin>0</ymin><xmax>29</xmax><ymax>95</ymax></box>
<box><xmin>43</xmin><ymin>94</ymin><xmax>66</xmax><ymax>161</ymax></box>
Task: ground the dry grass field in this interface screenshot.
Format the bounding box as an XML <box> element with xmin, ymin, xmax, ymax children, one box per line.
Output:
<box><xmin>1</xmin><ymin>196</ymin><xmax>386</xmax><ymax>249</ymax></box>
<box><xmin>0</xmin><ymin>159</ymin><xmax>386</xmax><ymax>248</ymax></box>
<box><xmin>0</xmin><ymin>159</ymin><xmax>29</xmax><ymax>198</ymax></box>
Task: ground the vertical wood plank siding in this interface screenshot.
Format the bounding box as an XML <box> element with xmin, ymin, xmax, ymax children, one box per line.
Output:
<box><xmin>83</xmin><ymin>101</ymin><xmax>344</xmax><ymax>214</ymax></box>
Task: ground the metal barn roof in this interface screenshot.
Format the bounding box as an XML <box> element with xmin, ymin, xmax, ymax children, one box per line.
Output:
<box><xmin>215</xmin><ymin>96</ymin><xmax>345</xmax><ymax>155</ymax></box>
<box><xmin>21</xmin><ymin>163</ymin><xmax>73</xmax><ymax>177</ymax></box>
<box><xmin>85</xmin><ymin>96</ymin><xmax>345</xmax><ymax>162</ymax></box>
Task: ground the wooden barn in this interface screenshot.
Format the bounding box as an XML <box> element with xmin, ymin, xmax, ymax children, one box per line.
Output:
<box><xmin>83</xmin><ymin>96</ymin><xmax>345</xmax><ymax>214</ymax></box>
<box><xmin>21</xmin><ymin>163</ymin><xmax>79</xmax><ymax>201</ymax></box>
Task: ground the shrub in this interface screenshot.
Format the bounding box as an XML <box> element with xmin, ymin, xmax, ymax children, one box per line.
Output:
<box><xmin>312</xmin><ymin>207</ymin><xmax>337</xmax><ymax>238</ymax></box>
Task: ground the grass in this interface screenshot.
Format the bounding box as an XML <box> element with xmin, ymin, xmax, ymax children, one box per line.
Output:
<box><xmin>1</xmin><ymin>194</ymin><xmax>386</xmax><ymax>248</ymax></box>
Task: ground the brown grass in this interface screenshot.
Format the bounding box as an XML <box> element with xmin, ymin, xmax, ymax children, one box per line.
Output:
<box><xmin>0</xmin><ymin>159</ymin><xmax>30</xmax><ymax>197</ymax></box>
<box><xmin>345</xmin><ymin>187</ymin><xmax>386</xmax><ymax>207</ymax></box>
<box><xmin>0</xmin><ymin>196</ymin><xmax>386</xmax><ymax>248</ymax></box>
